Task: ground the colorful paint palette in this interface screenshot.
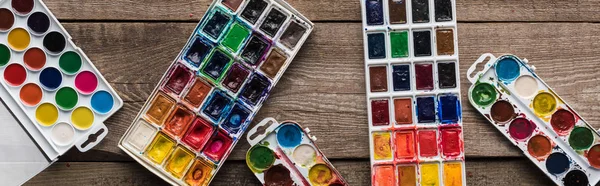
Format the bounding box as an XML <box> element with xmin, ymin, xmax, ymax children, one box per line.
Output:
<box><xmin>0</xmin><ymin>0</ymin><xmax>122</xmax><ymax>157</ymax></box>
<box><xmin>118</xmin><ymin>0</ymin><xmax>313</xmax><ymax>185</ymax></box>
<box><xmin>245</xmin><ymin>118</ymin><xmax>348</xmax><ymax>186</ymax></box>
<box><xmin>467</xmin><ymin>54</ymin><xmax>600</xmax><ymax>186</ymax></box>
<box><xmin>360</xmin><ymin>0</ymin><xmax>466</xmax><ymax>185</ymax></box>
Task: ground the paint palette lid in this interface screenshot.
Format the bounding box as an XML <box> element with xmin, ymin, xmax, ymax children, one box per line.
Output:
<box><xmin>0</xmin><ymin>97</ymin><xmax>52</xmax><ymax>185</ymax></box>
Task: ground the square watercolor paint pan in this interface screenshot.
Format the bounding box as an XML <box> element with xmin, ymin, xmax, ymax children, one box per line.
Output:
<box><xmin>466</xmin><ymin>53</ymin><xmax>600</xmax><ymax>186</ymax></box>
<box><xmin>360</xmin><ymin>0</ymin><xmax>466</xmax><ymax>185</ymax></box>
<box><xmin>118</xmin><ymin>0</ymin><xmax>313</xmax><ymax>185</ymax></box>
<box><xmin>245</xmin><ymin>118</ymin><xmax>349</xmax><ymax>186</ymax></box>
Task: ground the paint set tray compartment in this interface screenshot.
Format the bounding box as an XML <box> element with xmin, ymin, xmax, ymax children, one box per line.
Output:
<box><xmin>245</xmin><ymin>118</ymin><xmax>348</xmax><ymax>186</ymax></box>
<box><xmin>360</xmin><ymin>0</ymin><xmax>466</xmax><ymax>185</ymax></box>
<box><xmin>0</xmin><ymin>0</ymin><xmax>123</xmax><ymax>156</ymax></box>
<box><xmin>118</xmin><ymin>0</ymin><xmax>313</xmax><ymax>185</ymax></box>
<box><xmin>467</xmin><ymin>53</ymin><xmax>600</xmax><ymax>186</ymax></box>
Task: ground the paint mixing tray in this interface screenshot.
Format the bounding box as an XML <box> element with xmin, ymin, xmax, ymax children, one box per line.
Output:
<box><xmin>118</xmin><ymin>0</ymin><xmax>313</xmax><ymax>185</ymax></box>
<box><xmin>245</xmin><ymin>118</ymin><xmax>349</xmax><ymax>186</ymax></box>
<box><xmin>0</xmin><ymin>0</ymin><xmax>122</xmax><ymax>159</ymax></box>
<box><xmin>360</xmin><ymin>0</ymin><xmax>466</xmax><ymax>185</ymax></box>
<box><xmin>0</xmin><ymin>0</ymin><xmax>123</xmax><ymax>184</ymax></box>
<box><xmin>467</xmin><ymin>53</ymin><xmax>600</xmax><ymax>186</ymax></box>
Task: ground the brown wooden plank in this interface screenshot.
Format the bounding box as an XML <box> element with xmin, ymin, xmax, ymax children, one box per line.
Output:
<box><xmin>457</xmin><ymin>0</ymin><xmax>600</xmax><ymax>22</ymax></box>
<box><xmin>40</xmin><ymin>0</ymin><xmax>600</xmax><ymax>22</ymax></box>
<box><xmin>55</xmin><ymin>22</ymin><xmax>600</xmax><ymax>161</ymax></box>
<box><xmin>24</xmin><ymin>159</ymin><xmax>555</xmax><ymax>185</ymax></box>
<box><xmin>42</xmin><ymin>0</ymin><xmax>357</xmax><ymax>21</ymax></box>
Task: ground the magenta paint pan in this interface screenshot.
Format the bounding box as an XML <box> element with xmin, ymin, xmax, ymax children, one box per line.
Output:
<box><xmin>360</xmin><ymin>0</ymin><xmax>466</xmax><ymax>185</ymax></box>
<box><xmin>246</xmin><ymin>118</ymin><xmax>349</xmax><ymax>186</ymax></box>
<box><xmin>467</xmin><ymin>54</ymin><xmax>600</xmax><ymax>185</ymax></box>
<box><xmin>117</xmin><ymin>0</ymin><xmax>314</xmax><ymax>185</ymax></box>
<box><xmin>0</xmin><ymin>0</ymin><xmax>123</xmax><ymax>184</ymax></box>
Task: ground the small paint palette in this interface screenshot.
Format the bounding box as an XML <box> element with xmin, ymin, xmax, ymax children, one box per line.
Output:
<box><xmin>0</xmin><ymin>0</ymin><xmax>122</xmax><ymax>158</ymax></box>
<box><xmin>467</xmin><ymin>54</ymin><xmax>600</xmax><ymax>186</ymax></box>
<box><xmin>245</xmin><ymin>118</ymin><xmax>349</xmax><ymax>186</ymax></box>
<box><xmin>360</xmin><ymin>0</ymin><xmax>466</xmax><ymax>185</ymax></box>
<box><xmin>118</xmin><ymin>0</ymin><xmax>313</xmax><ymax>185</ymax></box>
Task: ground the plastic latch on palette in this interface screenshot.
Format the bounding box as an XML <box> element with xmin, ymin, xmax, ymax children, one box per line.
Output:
<box><xmin>75</xmin><ymin>122</ymin><xmax>108</xmax><ymax>152</ymax></box>
<box><xmin>247</xmin><ymin>119</ymin><xmax>317</xmax><ymax>145</ymax></box>
<box><xmin>466</xmin><ymin>53</ymin><xmax>496</xmax><ymax>84</ymax></box>
<box><xmin>246</xmin><ymin>117</ymin><xmax>349</xmax><ymax>186</ymax></box>
<box><xmin>246</xmin><ymin>117</ymin><xmax>280</xmax><ymax>146</ymax></box>
<box><xmin>467</xmin><ymin>53</ymin><xmax>537</xmax><ymax>84</ymax></box>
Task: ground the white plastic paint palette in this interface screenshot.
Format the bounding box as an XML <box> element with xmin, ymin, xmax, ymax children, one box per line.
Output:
<box><xmin>360</xmin><ymin>0</ymin><xmax>466</xmax><ymax>185</ymax></box>
<box><xmin>467</xmin><ymin>54</ymin><xmax>600</xmax><ymax>186</ymax></box>
<box><xmin>117</xmin><ymin>0</ymin><xmax>313</xmax><ymax>185</ymax></box>
<box><xmin>0</xmin><ymin>0</ymin><xmax>122</xmax><ymax>157</ymax></box>
<box><xmin>245</xmin><ymin>118</ymin><xmax>348</xmax><ymax>186</ymax></box>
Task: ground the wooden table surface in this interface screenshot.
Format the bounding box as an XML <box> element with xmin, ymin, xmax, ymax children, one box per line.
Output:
<box><xmin>22</xmin><ymin>0</ymin><xmax>600</xmax><ymax>185</ymax></box>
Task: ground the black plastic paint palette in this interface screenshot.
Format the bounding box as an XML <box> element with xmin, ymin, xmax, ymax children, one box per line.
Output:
<box><xmin>246</xmin><ymin>118</ymin><xmax>349</xmax><ymax>186</ymax></box>
<box><xmin>118</xmin><ymin>0</ymin><xmax>313</xmax><ymax>185</ymax></box>
<box><xmin>467</xmin><ymin>54</ymin><xmax>600</xmax><ymax>186</ymax></box>
<box><xmin>360</xmin><ymin>0</ymin><xmax>466</xmax><ymax>185</ymax></box>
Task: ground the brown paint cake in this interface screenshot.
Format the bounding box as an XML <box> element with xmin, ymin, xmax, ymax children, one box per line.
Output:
<box><xmin>436</xmin><ymin>29</ymin><xmax>454</xmax><ymax>55</ymax></box>
<box><xmin>387</xmin><ymin>0</ymin><xmax>406</xmax><ymax>24</ymax></box>
<box><xmin>260</xmin><ymin>49</ymin><xmax>287</xmax><ymax>78</ymax></box>
<box><xmin>527</xmin><ymin>135</ymin><xmax>552</xmax><ymax>160</ymax></box>
<box><xmin>0</xmin><ymin>8</ymin><xmax>14</xmax><ymax>31</ymax></box>
<box><xmin>369</xmin><ymin>66</ymin><xmax>388</xmax><ymax>92</ymax></box>
<box><xmin>264</xmin><ymin>164</ymin><xmax>294</xmax><ymax>186</ymax></box>
<box><xmin>490</xmin><ymin>100</ymin><xmax>515</xmax><ymax>123</ymax></box>
<box><xmin>221</xmin><ymin>0</ymin><xmax>243</xmax><ymax>11</ymax></box>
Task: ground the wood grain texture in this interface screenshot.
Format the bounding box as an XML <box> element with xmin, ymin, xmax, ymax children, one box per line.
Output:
<box><xmin>24</xmin><ymin>159</ymin><xmax>555</xmax><ymax>185</ymax></box>
<box><xmin>54</xmin><ymin>22</ymin><xmax>600</xmax><ymax>162</ymax></box>
<box><xmin>39</xmin><ymin>0</ymin><xmax>600</xmax><ymax>22</ymax></box>
<box><xmin>11</xmin><ymin>0</ymin><xmax>600</xmax><ymax>185</ymax></box>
